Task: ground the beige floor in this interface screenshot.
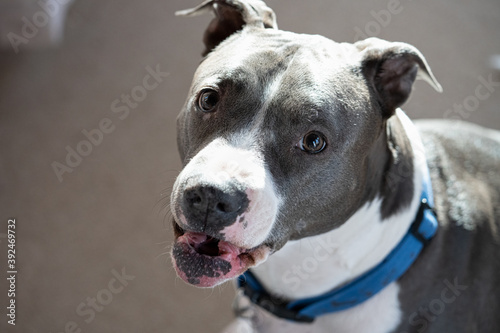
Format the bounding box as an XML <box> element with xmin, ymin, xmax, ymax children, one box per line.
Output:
<box><xmin>0</xmin><ymin>0</ymin><xmax>499</xmax><ymax>332</ymax></box>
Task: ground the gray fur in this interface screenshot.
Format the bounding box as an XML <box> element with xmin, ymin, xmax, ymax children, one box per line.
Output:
<box><xmin>396</xmin><ymin>120</ymin><xmax>500</xmax><ymax>332</ymax></box>
<box><xmin>173</xmin><ymin>1</ymin><xmax>500</xmax><ymax>332</ymax></box>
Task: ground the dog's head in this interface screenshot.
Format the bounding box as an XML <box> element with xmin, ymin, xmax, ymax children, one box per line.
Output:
<box><xmin>170</xmin><ymin>0</ymin><xmax>441</xmax><ymax>287</ymax></box>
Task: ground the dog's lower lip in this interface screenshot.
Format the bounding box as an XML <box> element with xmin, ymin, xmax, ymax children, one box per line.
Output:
<box><xmin>171</xmin><ymin>229</ymin><xmax>265</xmax><ymax>287</ymax></box>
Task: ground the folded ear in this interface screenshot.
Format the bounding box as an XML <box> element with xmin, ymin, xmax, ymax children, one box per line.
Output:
<box><xmin>176</xmin><ymin>0</ymin><xmax>278</xmax><ymax>56</ymax></box>
<box><xmin>356</xmin><ymin>38</ymin><xmax>442</xmax><ymax>118</ymax></box>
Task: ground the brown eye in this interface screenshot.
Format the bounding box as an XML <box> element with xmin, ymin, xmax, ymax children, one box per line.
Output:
<box><xmin>299</xmin><ymin>132</ymin><xmax>327</xmax><ymax>154</ymax></box>
<box><xmin>198</xmin><ymin>89</ymin><xmax>219</xmax><ymax>112</ymax></box>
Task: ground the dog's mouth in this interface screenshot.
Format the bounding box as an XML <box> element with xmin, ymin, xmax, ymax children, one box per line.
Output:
<box><xmin>171</xmin><ymin>224</ymin><xmax>270</xmax><ymax>287</ymax></box>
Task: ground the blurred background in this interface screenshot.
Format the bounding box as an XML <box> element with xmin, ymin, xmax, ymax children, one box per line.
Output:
<box><xmin>0</xmin><ymin>0</ymin><xmax>499</xmax><ymax>332</ymax></box>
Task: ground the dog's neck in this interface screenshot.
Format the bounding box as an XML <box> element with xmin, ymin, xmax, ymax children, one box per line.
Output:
<box><xmin>251</xmin><ymin>109</ymin><xmax>426</xmax><ymax>299</ymax></box>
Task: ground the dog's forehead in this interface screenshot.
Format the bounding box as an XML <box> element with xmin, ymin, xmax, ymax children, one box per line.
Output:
<box><xmin>193</xmin><ymin>29</ymin><xmax>360</xmax><ymax>92</ymax></box>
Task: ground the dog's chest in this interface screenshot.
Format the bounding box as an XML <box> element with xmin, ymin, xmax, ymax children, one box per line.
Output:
<box><xmin>239</xmin><ymin>282</ymin><xmax>401</xmax><ymax>333</ymax></box>
<box><xmin>314</xmin><ymin>283</ymin><xmax>402</xmax><ymax>333</ymax></box>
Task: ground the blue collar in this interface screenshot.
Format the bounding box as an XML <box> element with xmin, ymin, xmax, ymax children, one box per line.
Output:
<box><xmin>237</xmin><ymin>172</ymin><xmax>439</xmax><ymax>323</ymax></box>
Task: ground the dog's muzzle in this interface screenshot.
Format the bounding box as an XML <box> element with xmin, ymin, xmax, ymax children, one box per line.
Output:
<box><xmin>170</xmin><ymin>138</ymin><xmax>279</xmax><ymax>287</ymax></box>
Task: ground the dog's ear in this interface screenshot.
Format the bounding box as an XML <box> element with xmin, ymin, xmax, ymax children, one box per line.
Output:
<box><xmin>356</xmin><ymin>37</ymin><xmax>442</xmax><ymax>118</ymax></box>
<box><xmin>176</xmin><ymin>0</ymin><xmax>278</xmax><ymax>56</ymax></box>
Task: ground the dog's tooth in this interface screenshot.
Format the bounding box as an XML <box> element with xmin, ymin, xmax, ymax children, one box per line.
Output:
<box><xmin>219</xmin><ymin>252</ymin><xmax>234</xmax><ymax>261</ymax></box>
<box><xmin>218</xmin><ymin>240</ymin><xmax>242</xmax><ymax>257</ymax></box>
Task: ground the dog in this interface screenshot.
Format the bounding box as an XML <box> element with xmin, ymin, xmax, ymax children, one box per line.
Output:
<box><xmin>170</xmin><ymin>1</ymin><xmax>500</xmax><ymax>332</ymax></box>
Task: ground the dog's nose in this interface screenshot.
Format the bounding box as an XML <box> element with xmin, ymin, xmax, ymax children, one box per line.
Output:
<box><xmin>182</xmin><ymin>185</ymin><xmax>249</xmax><ymax>230</ymax></box>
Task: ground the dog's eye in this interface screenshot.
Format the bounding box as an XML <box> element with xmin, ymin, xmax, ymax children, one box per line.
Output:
<box><xmin>198</xmin><ymin>89</ymin><xmax>219</xmax><ymax>112</ymax></box>
<box><xmin>299</xmin><ymin>131</ymin><xmax>327</xmax><ymax>154</ymax></box>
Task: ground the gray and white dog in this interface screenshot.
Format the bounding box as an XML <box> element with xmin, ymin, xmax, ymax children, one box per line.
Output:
<box><xmin>170</xmin><ymin>1</ymin><xmax>500</xmax><ymax>332</ymax></box>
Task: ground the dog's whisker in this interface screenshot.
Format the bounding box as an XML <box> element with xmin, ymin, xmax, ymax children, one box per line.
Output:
<box><xmin>155</xmin><ymin>239</ymin><xmax>172</xmax><ymax>246</ymax></box>
<box><xmin>155</xmin><ymin>251</ymin><xmax>172</xmax><ymax>261</ymax></box>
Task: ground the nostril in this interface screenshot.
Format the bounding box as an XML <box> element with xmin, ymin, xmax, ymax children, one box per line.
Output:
<box><xmin>216</xmin><ymin>202</ymin><xmax>227</xmax><ymax>213</ymax></box>
<box><xmin>216</xmin><ymin>201</ymin><xmax>242</xmax><ymax>214</ymax></box>
<box><xmin>186</xmin><ymin>190</ymin><xmax>203</xmax><ymax>207</ymax></box>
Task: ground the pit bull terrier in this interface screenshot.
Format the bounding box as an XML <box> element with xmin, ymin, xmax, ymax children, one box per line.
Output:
<box><xmin>169</xmin><ymin>1</ymin><xmax>500</xmax><ymax>332</ymax></box>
